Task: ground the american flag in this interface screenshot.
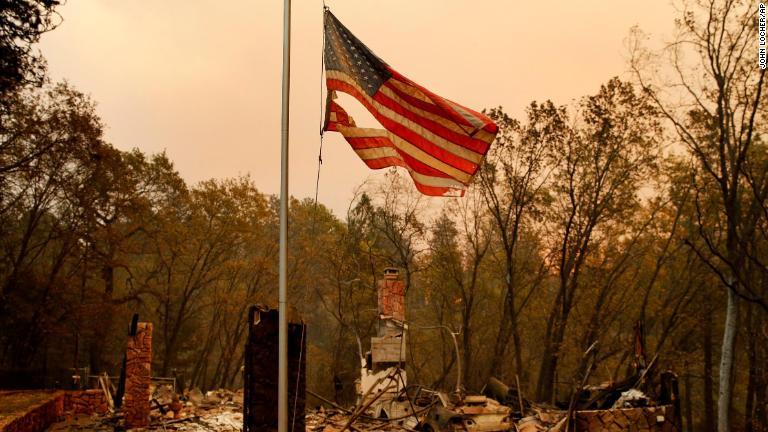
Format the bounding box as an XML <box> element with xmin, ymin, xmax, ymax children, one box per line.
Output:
<box><xmin>322</xmin><ymin>9</ymin><xmax>498</xmax><ymax>197</ymax></box>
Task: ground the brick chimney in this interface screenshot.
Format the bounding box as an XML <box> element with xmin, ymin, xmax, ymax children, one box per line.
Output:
<box><xmin>362</xmin><ymin>268</ymin><xmax>408</xmax><ymax>414</ymax></box>
<box><xmin>377</xmin><ymin>268</ymin><xmax>404</xmax><ymax>322</ymax></box>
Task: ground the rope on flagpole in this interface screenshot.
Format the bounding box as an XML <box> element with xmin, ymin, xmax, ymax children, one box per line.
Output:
<box><xmin>314</xmin><ymin>2</ymin><xmax>326</xmax><ymax>209</ymax></box>
<box><xmin>304</xmin><ymin>2</ymin><xmax>326</xmax><ymax>316</ymax></box>
<box><xmin>291</xmin><ymin>4</ymin><xmax>326</xmax><ymax>429</ymax></box>
<box><xmin>309</xmin><ymin>0</ymin><xmax>327</xmax><ymax>240</ymax></box>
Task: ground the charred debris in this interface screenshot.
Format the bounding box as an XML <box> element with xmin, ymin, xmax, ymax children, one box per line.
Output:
<box><xmin>30</xmin><ymin>268</ymin><xmax>681</xmax><ymax>432</ymax></box>
<box><xmin>305</xmin><ymin>268</ymin><xmax>681</xmax><ymax>432</ymax></box>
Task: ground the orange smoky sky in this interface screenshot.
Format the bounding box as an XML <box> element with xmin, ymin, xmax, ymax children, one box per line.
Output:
<box><xmin>38</xmin><ymin>1</ymin><xmax>676</xmax><ymax>217</ymax></box>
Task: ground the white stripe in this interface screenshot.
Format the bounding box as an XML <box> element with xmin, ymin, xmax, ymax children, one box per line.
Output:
<box><xmin>389</xmin><ymin>78</ymin><xmax>434</xmax><ymax>104</ymax></box>
<box><xmin>336</xmin><ymin>124</ymin><xmax>472</xmax><ymax>184</ymax></box>
<box><xmin>327</xmin><ymin>70</ymin><xmax>484</xmax><ymax>165</ymax></box>
<box><xmin>355</xmin><ymin>147</ymin><xmax>399</xmax><ymax>159</ymax></box>
<box><xmin>379</xmin><ymin>86</ymin><xmax>493</xmax><ymax>145</ymax></box>
<box><xmin>447</xmin><ymin>100</ymin><xmax>486</xmax><ymax>130</ymax></box>
<box><xmin>354</xmin><ymin>148</ymin><xmax>466</xmax><ymax>189</ymax></box>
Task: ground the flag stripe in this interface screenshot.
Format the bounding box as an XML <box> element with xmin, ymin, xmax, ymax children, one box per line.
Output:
<box><xmin>374</xmin><ymin>91</ymin><xmax>491</xmax><ymax>153</ymax></box>
<box><xmin>361</xmin><ymin>155</ymin><xmax>460</xmax><ymax>196</ymax></box>
<box><xmin>328</xmin><ymin>89</ymin><xmax>475</xmax><ymax>186</ymax></box>
<box><xmin>389</xmin><ymin>70</ymin><xmax>498</xmax><ymax>135</ymax></box>
<box><xmin>343</xmin><ymin>134</ymin><xmax>456</xmax><ymax>179</ymax></box>
<box><xmin>382</xmin><ymin>80</ymin><xmax>498</xmax><ymax>142</ymax></box>
<box><xmin>378</xmin><ymin>85</ymin><xmax>491</xmax><ymax>144</ymax></box>
<box><xmin>354</xmin><ymin>149</ymin><xmax>464</xmax><ymax>189</ymax></box>
<box><xmin>447</xmin><ymin>99</ymin><xmax>487</xmax><ymax>130</ymax></box>
<box><xmin>322</xmin><ymin>9</ymin><xmax>497</xmax><ymax>197</ymax></box>
<box><xmin>330</xmin><ymin>123</ymin><xmax>467</xmax><ymax>191</ymax></box>
<box><xmin>330</xmin><ymin>116</ymin><xmax>465</xmax><ymax>181</ymax></box>
<box><xmin>388</xmin><ymin>70</ymin><xmax>476</xmax><ymax>129</ymax></box>
<box><xmin>328</xmin><ymin>78</ymin><xmax>479</xmax><ymax>175</ymax></box>
<box><xmin>383</xmin><ymin>80</ymin><xmax>456</xmax><ymax>122</ymax></box>
<box><xmin>333</xmin><ymin>124</ymin><xmax>473</xmax><ymax>183</ymax></box>
<box><xmin>327</xmin><ymin>71</ymin><xmax>483</xmax><ymax>171</ymax></box>
<box><xmin>327</xmin><ymin>72</ymin><xmax>484</xmax><ymax>165</ymax></box>
<box><xmin>377</xmin><ymin>84</ymin><xmax>494</xmax><ymax>148</ymax></box>
<box><xmin>387</xmin><ymin>78</ymin><xmax>436</xmax><ymax>106</ymax></box>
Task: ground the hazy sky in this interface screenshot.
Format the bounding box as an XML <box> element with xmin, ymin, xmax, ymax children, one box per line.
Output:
<box><xmin>38</xmin><ymin>1</ymin><xmax>677</xmax><ymax>217</ymax></box>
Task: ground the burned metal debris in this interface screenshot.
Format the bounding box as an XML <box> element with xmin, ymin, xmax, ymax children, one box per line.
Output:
<box><xmin>307</xmin><ymin>270</ymin><xmax>681</xmax><ymax>432</ymax></box>
<box><xmin>307</xmin><ymin>269</ymin><xmax>513</xmax><ymax>432</ymax></box>
<box><xmin>11</xmin><ymin>269</ymin><xmax>683</xmax><ymax>432</ymax></box>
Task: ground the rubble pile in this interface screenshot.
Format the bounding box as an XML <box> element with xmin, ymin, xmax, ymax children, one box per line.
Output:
<box><xmin>301</xmin><ymin>271</ymin><xmax>681</xmax><ymax>432</ymax></box>
<box><xmin>305</xmin><ymin>408</ymin><xmax>412</xmax><ymax>432</ymax></box>
<box><xmin>149</xmin><ymin>387</ymin><xmax>244</xmax><ymax>431</ymax></box>
<box><xmin>45</xmin><ymin>387</ymin><xmax>245</xmax><ymax>432</ymax></box>
<box><xmin>482</xmin><ymin>374</ymin><xmax>681</xmax><ymax>432</ymax></box>
<box><xmin>38</xmin><ymin>280</ymin><xmax>683</xmax><ymax>432</ymax></box>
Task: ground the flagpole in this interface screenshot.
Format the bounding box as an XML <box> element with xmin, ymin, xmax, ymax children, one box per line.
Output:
<box><xmin>278</xmin><ymin>0</ymin><xmax>291</xmax><ymax>430</ymax></box>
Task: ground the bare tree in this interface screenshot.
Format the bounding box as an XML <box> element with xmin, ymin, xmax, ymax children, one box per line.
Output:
<box><xmin>536</xmin><ymin>78</ymin><xmax>661</xmax><ymax>402</ymax></box>
<box><xmin>477</xmin><ymin>104</ymin><xmax>555</xmax><ymax>383</ymax></box>
<box><xmin>631</xmin><ymin>1</ymin><xmax>767</xmax><ymax>429</ymax></box>
<box><xmin>426</xmin><ymin>185</ymin><xmax>491</xmax><ymax>389</ymax></box>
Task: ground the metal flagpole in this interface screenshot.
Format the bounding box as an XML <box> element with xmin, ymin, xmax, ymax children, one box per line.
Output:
<box><xmin>278</xmin><ymin>0</ymin><xmax>291</xmax><ymax>430</ymax></box>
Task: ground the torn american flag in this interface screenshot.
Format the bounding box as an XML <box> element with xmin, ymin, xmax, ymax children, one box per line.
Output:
<box><xmin>322</xmin><ymin>9</ymin><xmax>498</xmax><ymax>197</ymax></box>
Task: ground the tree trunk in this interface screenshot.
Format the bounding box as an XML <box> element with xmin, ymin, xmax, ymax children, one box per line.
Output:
<box><xmin>704</xmin><ymin>314</ymin><xmax>716</xmax><ymax>432</ymax></box>
<box><xmin>488</xmin><ymin>257</ymin><xmax>523</xmax><ymax>383</ymax></box>
<box><xmin>751</xmin><ymin>312</ymin><xmax>766</xmax><ymax>432</ymax></box>
<box><xmin>718</xmin><ymin>287</ymin><xmax>738</xmax><ymax>432</ymax></box>
<box><xmin>227</xmin><ymin>349</ymin><xmax>245</xmax><ymax>388</ymax></box>
<box><xmin>162</xmin><ymin>330</ymin><xmax>180</xmax><ymax>377</ymax></box>
<box><xmin>684</xmin><ymin>372</ymin><xmax>693</xmax><ymax>432</ymax></box>
<box><xmin>190</xmin><ymin>320</ymin><xmax>218</xmax><ymax>388</ymax></box>
<box><xmin>745</xmin><ymin>304</ymin><xmax>756</xmax><ymax>432</ymax></box>
<box><xmin>462</xmin><ymin>317</ymin><xmax>472</xmax><ymax>389</ymax></box>
<box><xmin>536</xmin><ymin>308</ymin><xmax>566</xmax><ymax>403</ymax></box>
<box><xmin>89</xmin><ymin>263</ymin><xmax>115</xmax><ymax>373</ymax></box>
<box><xmin>536</xmin><ymin>270</ymin><xmax>574</xmax><ymax>404</ymax></box>
<box><xmin>511</xmin><ymin>318</ymin><xmax>523</xmax><ymax>383</ymax></box>
<box><xmin>755</xmin><ymin>319</ymin><xmax>768</xmax><ymax>432</ymax></box>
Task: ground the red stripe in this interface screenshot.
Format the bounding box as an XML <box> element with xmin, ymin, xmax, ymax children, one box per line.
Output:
<box><xmin>387</xmin><ymin>69</ymin><xmax>474</xmax><ymax>128</ymax></box>
<box><xmin>345</xmin><ymin>136</ymin><xmax>454</xmax><ymax>179</ymax></box>
<box><xmin>394</xmin><ymin>146</ymin><xmax>457</xmax><ymax>178</ymax></box>
<box><xmin>387</xmin><ymin>68</ymin><xmax>496</xmax><ymax>130</ymax></box>
<box><xmin>346</xmin><ymin>136</ymin><xmax>391</xmax><ymax>150</ymax></box>
<box><xmin>327</xmin><ymin>78</ymin><xmax>477</xmax><ymax>175</ymax></box>
<box><xmin>331</xmin><ymin>101</ymin><xmax>475</xmax><ymax>181</ymax></box>
<box><xmin>329</xmin><ymin>101</ymin><xmax>351</xmax><ymax>126</ymax></box>
<box><xmin>361</xmin><ymin>156</ymin><xmax>458</xmax><ymax>196</ymax></box>
<box><xmin>383</xmin><ymin>80</ymin><xmax>497</xmax><ymax>137</ymax></box>
<box><xmin>363</xmin><ymin>156</ymin><xmax>406</xmax><ymax>170</ymax></box>
<box><xmin>413</xmin><ymin>182</ymin><xmax>459</xmax><ymax>197</ymax></box>
<box><xmin>373</xmin><ymin>91</ymin><xmax>490</xmax><ymax>154</ymax></box>
<box><xmin>381</xmin><ymin>81</ymin><xmax>449</xmax><ymax>119</ymax></box>
<box><xmin>383</xmin><ymin>117</ymin><xmax>477</xmax><ymax>174</ymax></box>
<box><xmin>483</xmin><ymin>122</ymin><xmax>499</xmax><ymax>134</ymax></box>
<box><xmin>331</xmin><ymin>121</ymin><xmax>465</xmax><ymax>196</ymax></box>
